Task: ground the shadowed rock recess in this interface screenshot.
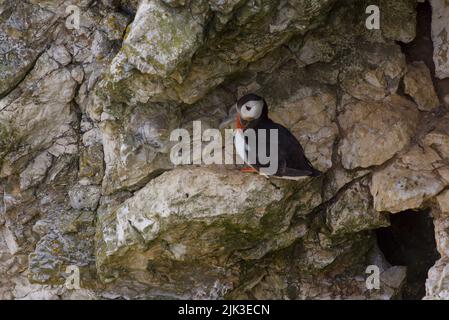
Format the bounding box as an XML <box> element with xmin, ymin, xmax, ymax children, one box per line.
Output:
<box><xmin>1</xmin><ymin>0</ymin><xmax>449</xmax><ymax>300</ymax></box>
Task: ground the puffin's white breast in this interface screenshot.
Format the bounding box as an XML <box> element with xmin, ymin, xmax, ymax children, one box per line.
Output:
<box><xmin>234</xmin><ymin>128</ymin><xmax>248</xmax><ymax>164</ymax></box>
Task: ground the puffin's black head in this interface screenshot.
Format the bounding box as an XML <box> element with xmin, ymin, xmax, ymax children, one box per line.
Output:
<box><xmin>236</xmin><ymin>94</ymin><xmax>268</xmax><ymax>125</ymax></box>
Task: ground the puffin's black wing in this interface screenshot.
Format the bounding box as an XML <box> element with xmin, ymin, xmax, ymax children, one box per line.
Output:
<box><xmin>249</xmin><ymin>119</ymin><xmax>320</xmax><ymax>177</ymax></box>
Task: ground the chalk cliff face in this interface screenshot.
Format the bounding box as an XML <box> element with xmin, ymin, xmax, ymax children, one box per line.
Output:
<box><xmin>1</xmin><ymin>0</ymin><xmax>449</xmax><ymax>300</ymax></box>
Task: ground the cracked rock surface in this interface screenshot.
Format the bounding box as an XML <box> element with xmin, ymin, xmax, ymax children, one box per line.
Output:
<box><xmin>1</xmin><ymin>0</ymin><xmax>449</xmax><ymax>299</ymax></box>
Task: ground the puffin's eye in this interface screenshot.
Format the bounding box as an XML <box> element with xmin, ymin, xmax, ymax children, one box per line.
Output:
<box><xmin>245</xmin><ymin>104</ymin><xmax>252</xmax><ymax>111</ymax></box>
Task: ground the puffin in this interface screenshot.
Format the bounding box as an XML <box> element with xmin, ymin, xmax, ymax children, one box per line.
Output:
<box><xmin>227</xmin><ymin>93</ymin><xmax>321</xmax><ymax>180</ymax></box>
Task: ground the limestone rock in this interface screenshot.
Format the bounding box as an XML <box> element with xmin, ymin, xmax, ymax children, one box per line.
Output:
<box><xmin>339</xmin><ymin>44</ymin><xmax>406</xmax><ymax>102</ymax></box>
<box><xmin>425</xmin><ymin>257</ymin><xmax>449</xmax><ymax>299</ymax></box>
<box><xmin>0</xmin><ymin>1</ymin><xmax>118</xmax><ymax>299</ymax></box>
<box><xmin>69</xmin><ymin>184</ymin><xmax>101</xmax><ymax>210</ymax></box>
<box><xmin>19</xmin><ymin>152</ymin><xmax>53</xmax><ymax>190</ymax></box>
<box><xmin>230</xmin><ymin>239</ymin><xmax>406</xmax><ymax>300</ymax></box>
<box><xmin>404</xmin><ymin>61</ymin><xmax>439</xmax><ymax>111</ymax></box>
<box><xmin>380</xmin><ymin>0</ymin><xmax>416</xmax><ymax>43</ymax></box>
<box><xmin>371</xmin><ymin>145</ymin><xmax>446</xmax><ymax>213</ymax></box>
<box><xmin>101</xmin><ymin>0</ymin><xmax>338</xmax><ymax>105</ymax></box>
<box><xmin>338</xmin><ymin>95</ymin><xmax>419</xmax><ymax>170</ymax></box>
<box><xmin>322</xmin><ymin>165</ymin><xmax>370</xmax><ymax>201</ymax></box>
<box><xmin>100</xmin><ymin>103</ymin><xmax>180</xmax><ymax>195</ymax></box>
<box><xmin>0</xmin><ymin>54</ymin><xmax>79</xmax><ymax>179</ymax></box>
<box><xmin>326</xmin><ymin>179</ymin><xmax>389</xmax><ymax>235</ymax></box>
<box><xmin>0</xmin><ymin>1</ymin><xmax>56</xmax><ymax>96</ymax></box>
<box><xmin>79</xmin><ymin>144</ymin><xmax>105</xmax><ymax>185</ymax></box>
<box><xmin>430</xmin><ymin>0</ymin><xmax>449</xmax><ymax>79</ymax></box>
<box><xmin>422</xmin><ymin>114</ymin><xmax>449</xmax><ymax>163</ymax></box>
<box><xmin>29</xmin><ymin>230</ymin><xmax>95</xmax><ymax>285</ymax></box>
<box><xmin>437</xmin><ymin>190</ymin><xmax>449</xmax><ymax>213</ymax></box>
<box><xmin>110</xmin><ymin>0</ymin><xmax>205</xmax><ymax>78</ymax></box>
<box><xmin>49</xmin><ymin>45</ymin><xmax>72</xmax><ymax>66</ymax></box>
<box><xmin>96</xmin><ymin>166</ymin><xmax>319</xmax><ymax>297</ymax></box>
<box><xmin>372</xmin><ymin>114</ymin><xmax>449</xmax><ymax>213</ymax></box>
<box><xmin>433</xmin><ymin>212</ymin><xmax>449</xmax><ymax>257</ymax></box>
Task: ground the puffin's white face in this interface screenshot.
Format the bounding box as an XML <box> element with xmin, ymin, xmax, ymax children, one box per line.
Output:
<box><xmin>238</xmin><ymin>100</ymin><xmax>264</xmax><ymax>121</ymax></box>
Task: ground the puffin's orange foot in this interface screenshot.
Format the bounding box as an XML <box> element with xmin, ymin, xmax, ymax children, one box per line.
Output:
<box><xmin>240</xmin><ymin>166</ymin><xmax>258</xmax><ymax>173</ymax></box>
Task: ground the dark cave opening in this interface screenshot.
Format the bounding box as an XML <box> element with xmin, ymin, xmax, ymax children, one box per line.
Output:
<box><xmin>376</xmin><ymin>1</ymin><xmax>444</xmax><ymax>300</ymax></box>
<box><xmin>399</xmin><ymin>1</ymin><xmax>434</xmax><ymax>70</ymax></box>
<box><xmin>376</xmin><ymin>209</ymin><xmax>440</xmax><ymax>300</ymax></box>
